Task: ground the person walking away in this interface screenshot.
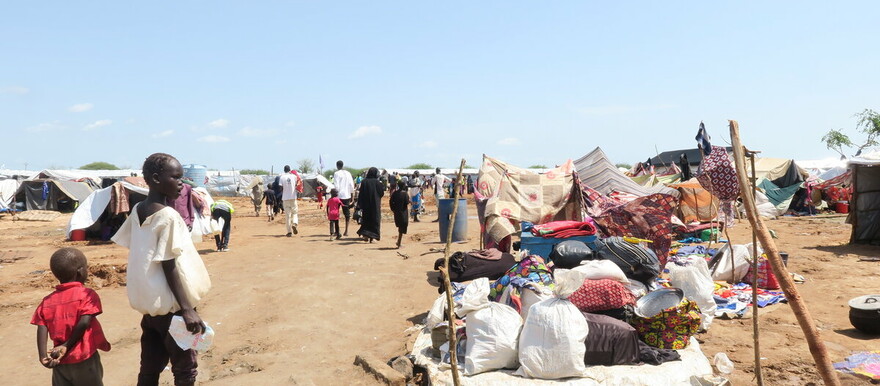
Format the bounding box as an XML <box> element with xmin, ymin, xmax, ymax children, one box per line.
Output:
<box><xmin>32</xmin><ymin>247</ymin><xmax>111</xmax><ymax>386</ymax></box>
<box><xmin>210</xmin><ymin>199</ymin><xmax>234</xmax><ymax>252</ymax></box>
<box><xmin>273</xmin><ymin>173</ymin><xmax>284</xmax><ymax>214</ymax></box>
<box><xmin>356</xmin><ymin>167</ymin><xmax>384</xmax><ymax>243</ymax></box>
<box><xmin>333</xmin><ymin>160</ymin><xmax>355</xmax><ymax>236</ymax></box>
<box><xmin>280</xmin><ymin>165</ymin><xmax>299</xmax><ymax>237</ymax></box>
<box><xmin>432</xmin><ymin>168</ymin><xmax>450</xmax><ymax>222</ymax></box>
<box><xmin>388</xmin><ymin>171</ymin><xmax>398</xmax><ymax>194</ymax></box>
<box><xmin>326</xmin><ymin>189</ymin><xmax>343</xmax><ymax>240</ymax></box>
<box><xmin>263</xmin><ymin>183</ymin><xmax>277</xmax><ymax>221</ymax></box>
<box><xmin>389</xmin><ymin>180</ymin><xmax>410</xmax><ymax>248</ymax></box>
<box><xmin>315</xmin><ymin>185</ymin><xmax>325</xmax><ymax>209</ymax></box>
<box><xmin>111</xmin><ymin>152</ymin><xmax>211</xmax><ymax>386</ymax></box>
<box><xmin>408</xmin><ymin>171</ymin><xmax>423</xmax><ymax>222</ymax></box>
<box><xmin>250</xmin><ymin>181</ymin><xmax>262</xmax><ymax>216</ymax></box>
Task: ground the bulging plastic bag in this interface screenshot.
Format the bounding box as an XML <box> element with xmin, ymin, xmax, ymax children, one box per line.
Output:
<box><xmin>169</xmin><ymin>315</ymin><xmax>214</xmax><ymax>352</ymax></box>
<box><xmin>516</xmin><ymin>269</ymin><xmax>589</xmax><ymax>379</ymax></box>
<box><xmin>710</xmin><ymin>243</ymin><xmax>751</xmax><ymax>283</ymax></box>
<box><xmin>455</xmin><ymin>278</ymin><xmax>523</xmax><ymax>375</ymax></box>
<box><xmin>668</xmin><ymin>255</ymin><xmax>716</xmax><ymax>330</ymax></box>
<box><xmin>549</xmin><ymin>240</ymin><xmax>592</xmax><ymax>269</ymax></box>
<box><xmin>572</xmin><ymin>259</ymin><xmax>630</xmax><ymax>284</ymax></box>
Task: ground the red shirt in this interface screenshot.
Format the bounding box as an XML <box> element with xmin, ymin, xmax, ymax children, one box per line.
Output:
<box><xmin>31</xmin><ymin>282</ymin><xmax>111</xmax><ymax>364</ymax></box>
<box><xmin>327</xmin><ymin>197</ymin><xmax>343</xmax><ymax>220</ymax></box>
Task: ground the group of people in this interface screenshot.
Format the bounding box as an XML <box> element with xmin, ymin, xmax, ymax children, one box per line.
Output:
<box><xmin>33</xmin><ymin>153</ymin><xmax>211</xmax><ymax>385</ymax></box>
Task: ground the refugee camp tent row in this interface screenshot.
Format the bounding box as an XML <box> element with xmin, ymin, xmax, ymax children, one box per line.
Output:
<box><xmin>14</xmin><ymin>179</ymin><xmax>94</xmax><ymax>212</ymax></box>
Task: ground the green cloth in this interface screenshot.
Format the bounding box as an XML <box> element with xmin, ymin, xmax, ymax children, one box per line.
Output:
<box><xmin>758</xmin><ymin>178</ymin><xmax>803</xmax><ymax>212</ymax></box>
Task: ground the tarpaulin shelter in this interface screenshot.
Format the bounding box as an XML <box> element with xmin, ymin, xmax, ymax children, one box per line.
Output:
<box><xmin>754</xmin><ymin>159</ymin><xmax>811</xmax><ymax>215</ymax></box>
<box><xmin>14</xmin><ymin>179</ymin><xmax>94</xmax><ymax>212</ymax></box>
<box><xmin>0</xmin><ymin>179</ymin><xmax>20</xmax><ymax>211</ymax></box>
<box><xmin>667</xmin><ymin>178</ymin><xmax>718</xmax><ymax>223</ymax></box>
<box><xmin>300</xmin><ymin>173</ymin><xmax>334</xmax><ymax>199</ymax></box>
<box><xmin>475</xmin><ymin>155</ymin><xmax>582</xmax><ymax>245</ymax></box>
<box><xmin>848</xmin><ymin>156</ymin><xmax>880</xmax><ymax>243</ymax></box>
<box><xmin>574</xmin><ymin>147</ymin><xmax>678</xmax><ymax>198</ymax></box>
<box><xmin>66</xmin><ymin>178</ymin><xmax>149</xmax><ymax>239</ymax></box>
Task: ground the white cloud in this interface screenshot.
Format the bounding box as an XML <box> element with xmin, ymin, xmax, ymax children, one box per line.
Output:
<box><xmin>83</xmin><ymin>119</ymin><xmax>112</xmax><ymax>130</ymax></box>
<box><xmin>1</xmin><ymin>86</ymin><xmax>29</xmax><ymax>94</ymax></box>
<box><xmin>274</xmin><ymin>139</ymin><xmax>288</xmax><ymax>145</ymax></box>
<box><xmin>198</xmin><ymin>135</ymin><xmax>230</xmax><ymax>143</ymax></box>
<box><xmin>285</xmin><ymin>120</ymin><xmax>296</xmax><ymax>127</ymax></box>
<box><xmin>418</xmin><ymin>140</ymin><xmax>438</xmax><ymax>148</ymax></box>
<box><xmin>209</xmin><ymin>118</ymin><xmax>229</xmax><ymax>128</ymax></box>
<box><xmin>238</xmin><ymin>127</ymin><xmax>280</xmax><ymax>137</ymax></box>
<box><xmin>68</xmin><ymin>103</ymin><xmax>94</xmax><ymax>112</ymax></box>
<box><xmin>152</xmin><ymin>129</ymin><xmax>174</xmax><ymax>138</ymax></box>
<box><xmin>498</xmin><ymin>137</ymin><xmax>520</xmax><ymax>146</ymax></box>
<box><xmin>576</xmin><ymin>104</ymin><xmax>677</xmax><ymax>116</ymax></box>
<box><xmin>25</xmin><ymin>121</ymin><xmax>64</xmax><ymax>132</ymax></box>
<box><xmin>348</xmin><ymin>125</ymin><xmax>382</xmax><ymax>139</ymax></box>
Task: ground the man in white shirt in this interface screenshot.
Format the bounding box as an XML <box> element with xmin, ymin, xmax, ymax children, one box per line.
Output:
<box><xmin>280</xmin><ymin>165</ymin><xmax>299</xmax><ymax>237</ymax></box>
<box><xmin>332</xmin><ymin>160</ymin><xmax>355</xmax><ymax>236</ymax></box>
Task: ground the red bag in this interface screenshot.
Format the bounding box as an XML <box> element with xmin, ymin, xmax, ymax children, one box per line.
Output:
<box><xmin>744</xmin><ymin>255</ymin><xmax>780</xmax><ymax>290</ymax></box>
<box><xmin>569</xmin><ymin>279</ymin><xmax>635</xmax><ymax>312</ymax></box>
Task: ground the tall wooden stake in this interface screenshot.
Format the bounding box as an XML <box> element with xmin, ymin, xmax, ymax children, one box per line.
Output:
<box><xmin>729</xmin><ymin>120</ymin><xmax>840</xmax><ymax>386</ymax></box>
<box><xmin>441</xmin><ymin>158</ymin><xmax>467</xmax><ymax>386</ymax></box>
<box><xmin>747</xmin><ymin>151</ymin><xmax>764</xmax><ymax>386</ymax></box>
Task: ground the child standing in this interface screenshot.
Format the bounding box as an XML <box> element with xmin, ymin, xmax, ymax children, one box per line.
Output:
<box><xmin>112</xmin><ymin>152</ymin><xmax>211</xmax><ymax>386</ymax></box>
<box><xmin>32</xmin><ymin>247</ymin><xmax>111</xmax><ymax>386</ymax></box>
<box><xmin>326</xmin><ymin>188</ymin><xmax>343</xmax><ymax>240</ymax></box>
<box><xmin>390</xmin><ymin>180</ymin><xmax>410</xmax><ymax>248</ymax></box>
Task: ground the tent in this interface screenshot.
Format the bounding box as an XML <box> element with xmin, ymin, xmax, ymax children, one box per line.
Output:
<box><xmin>300</xmin><ymin>173</ymin><xmax>334</xmax><ymax>198</ymax></box>
<box><xmin>66</xmin><ymin>178</ymin><xmax>149</xmax><ymax>239</ymax></box>
<box><xmin>14</xmin><ymin>179</ymin><xmax>94</xmax><ymax>212</ymax></box>
<box><xmin>476</xmin><ymin>155</ymin><xmax>582</xmax><ymax>245</ymax></box>
<box><xmin>754</xmin><ymin>159</ymin><xmax>811</xmax><ymax>215</ymax></box>
<box><xmin>848</xmin><ymin>157</ymin><xmax>880</xmax><ymax>244</ymax></box>
<box><xmin>575</xmin><ymin>147</ymin><xmax>678</xmax><ymax>197</ymax></box>
<box><xmin>0</xmin><ymin>179</ymin><xmax>20</xmax><ymax>211</ymax></box>
<box><xmin>667</xmin><ymin>178</ymin><xmax>719</xmax><ymax>223</ymax></box>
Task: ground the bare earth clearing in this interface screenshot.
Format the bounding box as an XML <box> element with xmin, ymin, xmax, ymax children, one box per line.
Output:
<box><xmin>0</xmin><ymin>196</ymin><xmax>877</xmax><ymax>385</ymax></box>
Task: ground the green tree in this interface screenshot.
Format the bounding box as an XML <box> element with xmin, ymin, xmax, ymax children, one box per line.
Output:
<box><xmin>823</xmin><ymin>109</ymin><xmax>880</xmax><ymax>158</ymax></box>
<box><xmin>297</xmin><ymin>158</ymin><xmax>315</xmax><ymax>174</ymax></box>
<box><xmin>615</xmin><ymin>163</ymin><xmax>632</xmax><ymax>170</ymax></box>
<box><xmin>528</xmin><ymin>164</ymin><xmax>548</xmax><ymax>169</ymax></box>
<box><xmin>79</xmin><ymin>161</ymin><xmax>120</xmax><ymax>170</ymax></box>
<box><xmin>240</xmin><ymin>169</ymin><xmax>270</xmax><ymax>175</ymax></box>
<box><xmin>406</xmin><ymin>163</ymin><xmax>432</xmax><ymax>169</ymax></box>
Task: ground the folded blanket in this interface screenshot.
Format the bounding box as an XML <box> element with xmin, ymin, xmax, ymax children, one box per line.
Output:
<box><xmin>531</xmin><ymin>220</ymin><xmax>597</xmax><ymax>238</ymax></box>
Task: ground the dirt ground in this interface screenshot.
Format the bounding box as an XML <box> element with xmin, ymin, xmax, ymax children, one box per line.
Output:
<box><xmin>0</xmin><ymin>195</ymin><xmax>877</xmax><ymax>385</ymax></box>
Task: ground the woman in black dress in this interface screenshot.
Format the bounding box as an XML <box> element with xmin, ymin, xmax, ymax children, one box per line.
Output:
<box><xmin>356</xmin><ymin>167</ymin><xmax>385</xmax><ymax>242</ymax></box>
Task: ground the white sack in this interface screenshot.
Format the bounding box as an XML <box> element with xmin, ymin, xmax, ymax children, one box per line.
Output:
<box><xmin>516</xmin><ymin>269</ymin><xmax>589</xmax><ymax>379</ymax></box>
<box><xmin>426</xmin><ymin>293</ymin><xmax>448</xmax><ymax>330</ymax></box>
<box><xmin>455</xmin><ymin>278</ymin><xmax>522</xmax><ymax>375</ymax></box>
<box><xmin>668</xmin><ymin>255</ymin><xmax>716</xmax><ymax>330</ymax></box>
<box><xmin>519</xmin><ymin>284</ymin><xmax>554</xmax><ymax>321</ymax></box>
<box><xmin>573</xmin><ymin>259</ymin><xmax>630</xmax><ymax>284</ymax></box>
<box><xmin>755</xmin><ymin>190</ymin><xmax>781</xmax><ymax>219</ymax></box>
<box><xmin>711</xmin><ymin>244</ymin><xmax>751</xmax><ymax>283</ymax></box>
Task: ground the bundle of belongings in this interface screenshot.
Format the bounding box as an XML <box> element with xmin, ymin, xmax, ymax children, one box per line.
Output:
<box><xmin>422</xmin><ymin>240</ymin><xmax>721</xmax><ymax>383</ymax></box>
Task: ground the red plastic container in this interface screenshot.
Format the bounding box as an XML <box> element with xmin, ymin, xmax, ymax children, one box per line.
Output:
<box><xmin>70</xmin><ymin>229</ymin><xmax>86</xmax><ymax>241</ymax></box>
<box><xmin>835</xmin><ymin>201</ymin><xmax>849</xmax><ymax>214</ymax></box>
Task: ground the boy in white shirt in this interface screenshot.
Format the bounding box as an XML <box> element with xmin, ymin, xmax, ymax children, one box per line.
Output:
<box><xmin>112</xmin><ymin>153</ymin><xmax>211</xmax><ymax>386</ymax></box>
<box><xmin>332</xmin><ymin>160</ymin><xmax>355</xmax><ymax>236</ymax></box>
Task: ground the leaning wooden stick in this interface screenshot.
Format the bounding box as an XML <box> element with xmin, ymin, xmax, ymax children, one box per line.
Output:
<box><xmin>729</xmin><ymin>120</ymin><xmax>840</xmax><ymax>386</ymax></box>
<box><xmin>441</xmin><ymin>158</ymin><xmax>467</xmax><ymax>386</ymax></box>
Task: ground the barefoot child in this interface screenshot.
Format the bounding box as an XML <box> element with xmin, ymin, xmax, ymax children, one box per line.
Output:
<box><xmin>32</xmin><ymin>247</ymin><xmax>111</xmax><ymax>386</ymax></box>
<box><xmin>326</xmin><ymin>188</ymin><xmax>343</xmax><ymax>240</ymax></box>
<box><xmin>389</xmin><ymin>180</ymin><xmax>410</xmax><ymax>248</ymax></box>
<box><xmin>112</xmin><ymin>153</ymin><xmax>211</xmax><ymax>386</ymax></box>
<box><xmin>316</xmin><ymin>185</ymin><xmax>325</xmax><ymax>209</ymax></box>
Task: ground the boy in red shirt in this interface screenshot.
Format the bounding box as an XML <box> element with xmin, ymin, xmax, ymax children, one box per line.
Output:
<box><xmin>32</xmin><ymin>247</ymin><xmax>111</xmax><ymax>385</ymax></box>
<box><xmin>326</xmin><ymin>188</ymin><xmax>343</xmax><ymax>240</ymax></box>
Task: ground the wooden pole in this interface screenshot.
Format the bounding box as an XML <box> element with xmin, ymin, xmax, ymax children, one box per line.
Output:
<box><xmin>729</xmin><ymin>120</ymin><xmax>841</xmax><ymax>386</ymax></box>
<box><xmin>441</xmin><ymin>158</ymin><xmax>467</xmax><ymax>386</ymax></box>
<box><xmin>747</xmin><ymin>151</ymin><xmax>765</xmax><ymax>386</ymax></box>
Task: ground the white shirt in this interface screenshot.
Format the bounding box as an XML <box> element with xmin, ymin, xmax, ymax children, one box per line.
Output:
<box><xmin>434</xmin><ymin>174</ymin><xmax>450</xmax><ymax>192</ymax></box>
<box><xmin>280</xmin><ymin>173</ymin><xmax>298</xmax><ymax>201</ymax></box>
<box><xmin>333</xmin><ymin>169</ymin><xmax>355</xmax><ymax>200</ymax></box>
<box><xmin>112</xmin><ymin>205</ymin><xmax>211</xmax><ymax>316</ymax></box>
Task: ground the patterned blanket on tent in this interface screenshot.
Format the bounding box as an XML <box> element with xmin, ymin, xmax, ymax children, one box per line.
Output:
<box><xmin>476</xmin><ymin>155</ymin><xmax>581</xmax><ymax>243</ymax></box>
<box><xmin>581</xmin><ymin>185</ymin><xmax>678</xmax><ymax>268</ymax></box>
<box><xmin>696</xmin><ymin>145</ymin><xmax>740</xmax><ymax>228</ymax></box>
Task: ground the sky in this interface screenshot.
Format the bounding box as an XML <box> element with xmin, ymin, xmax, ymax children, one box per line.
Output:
<box><xmin>2</xmin><ymin>2</ymin><xmax>880</xmax><ymax>172</ymax></box>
